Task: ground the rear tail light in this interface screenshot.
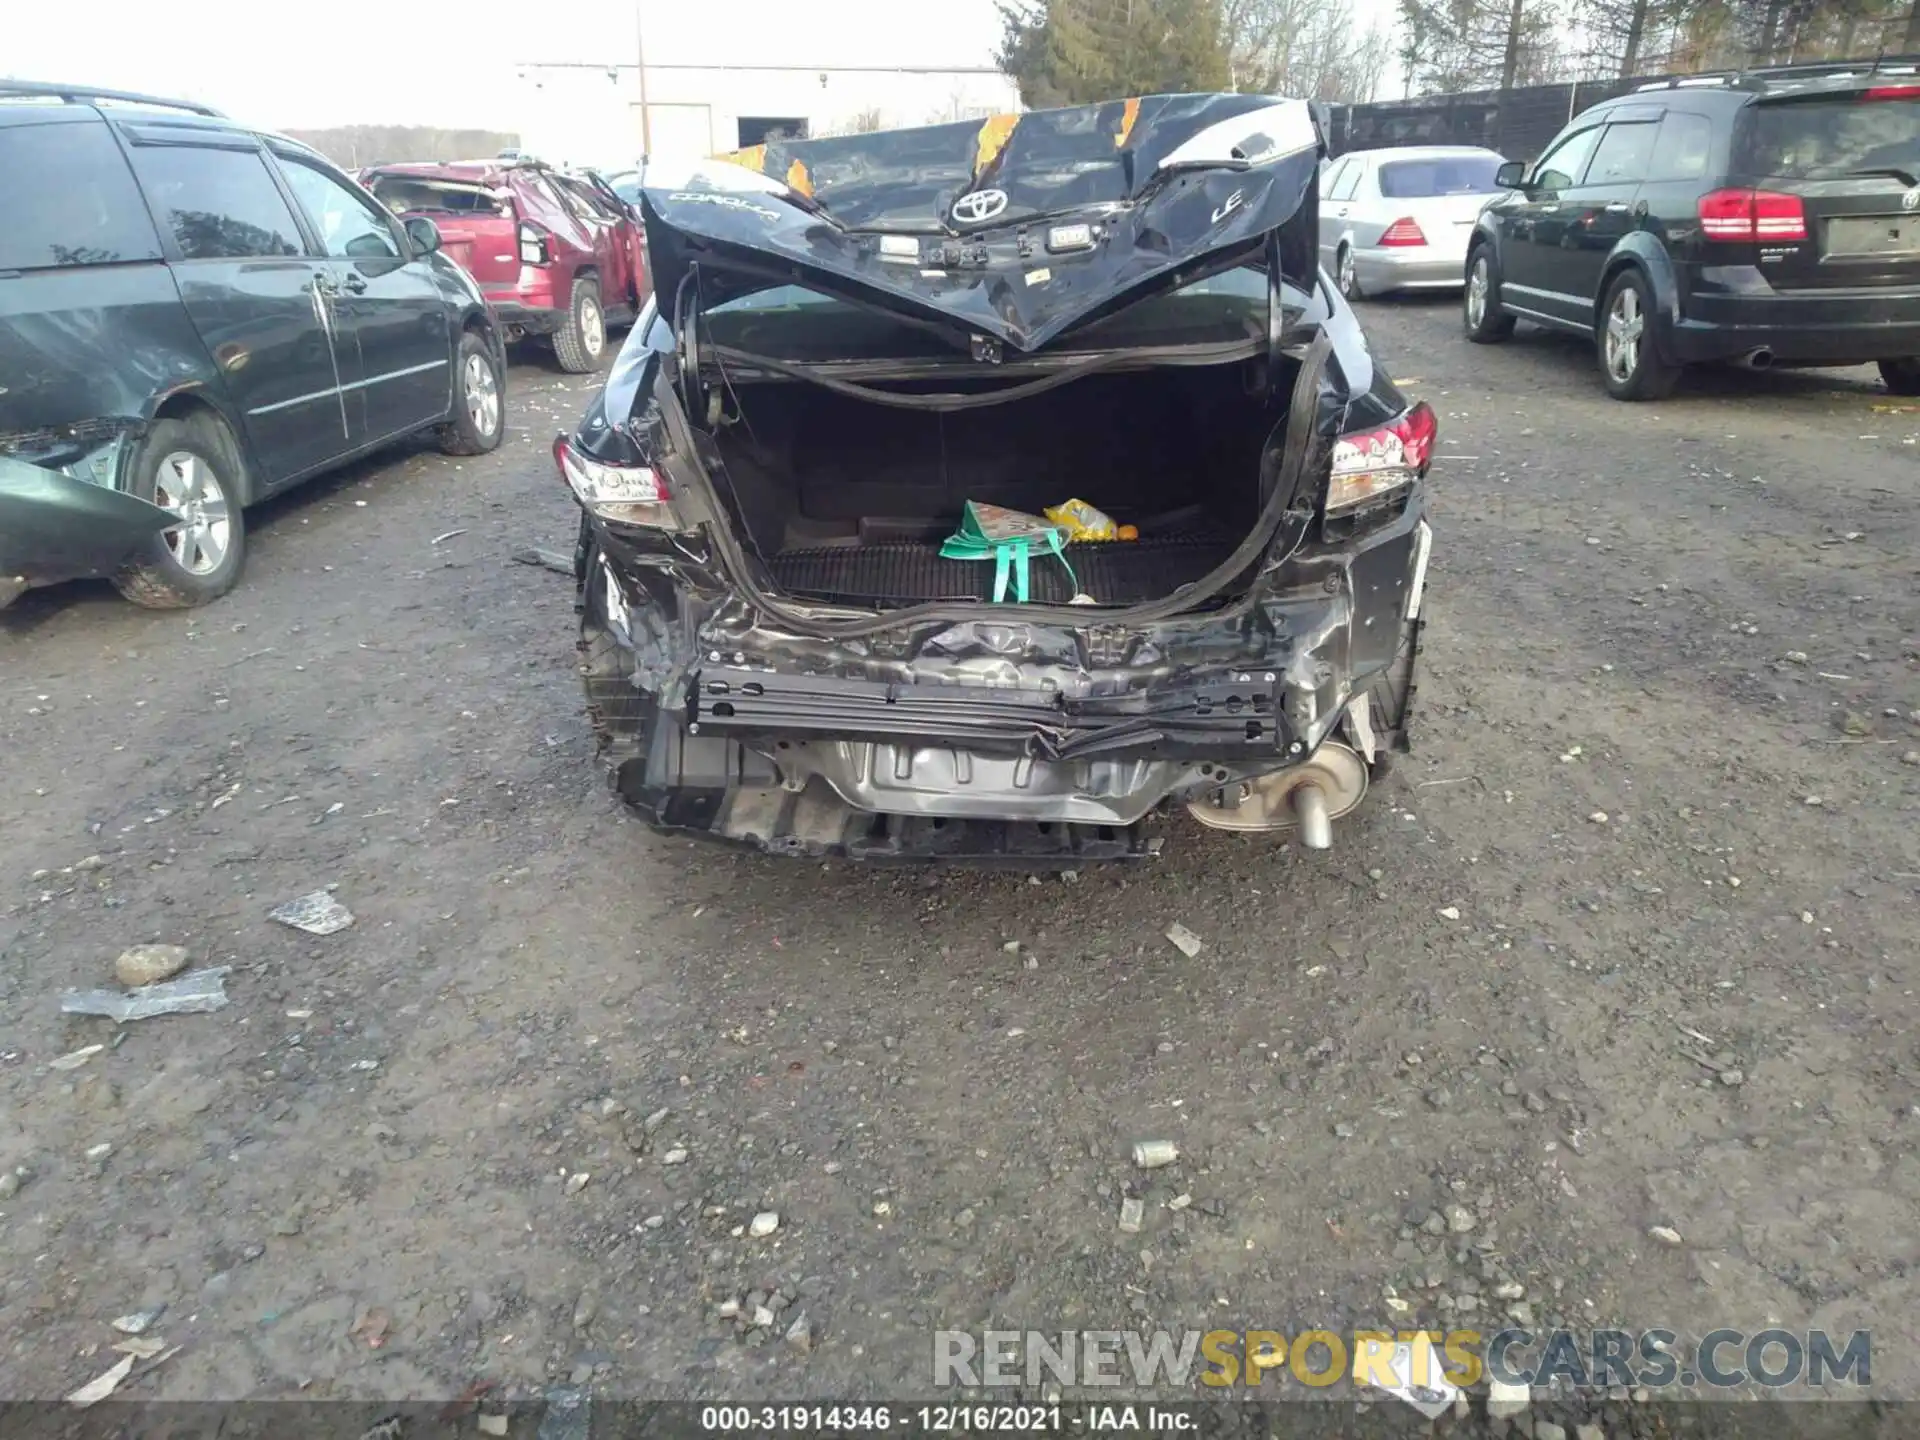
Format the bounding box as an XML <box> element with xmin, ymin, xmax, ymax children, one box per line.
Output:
<box><xmin>1753</xmin><ymin>190</ymin><xmax>1808</xmax><ymax>240</ymax></box>
<box><xmin>1698</xmin><ymin>188</ymin><xmax>1808</xmax><ymax>243</ymax></box>
<box><xmin>1328</xmin><ymin>401</ymin><xmax>1436</xmax><ymax>515</ymax></box>
<box><xmin>553</xmin><ymin>434</ymin><xmax>686</xmax><ymax>530</ymax></box>
<box><xmin>1378</xmin><ymin>217</ymin><xmax>1427</xmax><ymax>247</ymax></box>
<box><xmin>518</xmin><ymin>221</ymin><xmax>550</xmax><ymax>265</ymax></box>
<box><xmin>1865</xmin><ymin>84</ymin><xmax>1920</xmax><ymax>100</ymax></box>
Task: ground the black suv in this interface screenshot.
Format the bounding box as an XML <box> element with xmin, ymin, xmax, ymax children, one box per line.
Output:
<box><xmin>559</xmin><ymin>95</ymin><xmax>1434</xmax><ymax>865</ymax></box>
<box><xmin>1464</xmin><ymin>61</ymin><xmax>1920</xmax><ymax>400</ymax></box>
<box><xmin>0</xmin><ymin>82</ymin><xmax>507</xmax><ymax>610</ymax></box>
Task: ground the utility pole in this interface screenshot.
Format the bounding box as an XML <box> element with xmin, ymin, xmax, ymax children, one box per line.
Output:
<box><xmin>636</xmin><ymin>1</ymin><xmax>654</xmax><ymax>160</ymax></box>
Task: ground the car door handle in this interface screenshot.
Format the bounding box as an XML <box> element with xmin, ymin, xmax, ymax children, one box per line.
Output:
<box><xmin>341</xmin><ymin>273</ymin><xmax>369</xmax><ymax>294</ymax></box>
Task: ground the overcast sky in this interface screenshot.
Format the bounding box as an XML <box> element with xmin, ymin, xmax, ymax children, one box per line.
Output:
<box><xmin>8</xmin><ymin>0</ymin><xmax>1399</xmax><ymax>131</ymax></box>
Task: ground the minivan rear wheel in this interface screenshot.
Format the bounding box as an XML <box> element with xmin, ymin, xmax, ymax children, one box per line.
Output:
<box><xmin>113</xmin><ymin>413</ymin><xmax>247</xmax><ymax>609</ymax></box>
<box><xmin>1879</xmin><ymin>357</ymin><xmax>1920</xmax><ymax>396</ymax></box>
<box><xmin>553</xmin><ymin>277</ymin><xmax>606</xmax><ymax>373</ymax></box>
<box><xmin>438</xmin><ymin>331</ymin><xmax>506</xmax><ymax>455</ymax></box>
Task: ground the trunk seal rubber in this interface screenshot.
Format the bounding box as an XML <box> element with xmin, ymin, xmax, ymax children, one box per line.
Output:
<box><xmin>706</xmin><ymin>338</ymin><xmax>1263</xmax><ymax>412</ymax></box>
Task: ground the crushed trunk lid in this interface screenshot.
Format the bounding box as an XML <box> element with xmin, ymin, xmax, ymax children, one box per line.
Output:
<box><xmin>639</xmin><ymin>93</ymin><xmax>1325</xmax><ymax>353</ymax></box>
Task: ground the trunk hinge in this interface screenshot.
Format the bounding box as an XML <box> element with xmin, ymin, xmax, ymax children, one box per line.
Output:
<box><xmin>1264</xmin><ymin>228</ymin><xmax>1288</xmax><ymax>402</ymax></box>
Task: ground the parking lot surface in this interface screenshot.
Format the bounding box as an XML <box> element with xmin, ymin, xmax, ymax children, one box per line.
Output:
<box><xmin>3</xmin><ymin>310</ymin><xmax>1917</xmax><ymax>1420</ymax></box>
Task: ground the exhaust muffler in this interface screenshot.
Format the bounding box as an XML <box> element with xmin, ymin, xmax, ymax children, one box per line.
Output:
<box><xmin>1186</xmin><ymin>742</ymin><xmax>1368</xmax><ymax>848</ymax></box>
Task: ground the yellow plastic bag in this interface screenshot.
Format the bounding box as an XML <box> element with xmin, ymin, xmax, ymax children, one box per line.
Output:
<box><xmin>1043</xmin><ymin>498</ymin><xmax>1120</xmax><ymax>542</ymax></box>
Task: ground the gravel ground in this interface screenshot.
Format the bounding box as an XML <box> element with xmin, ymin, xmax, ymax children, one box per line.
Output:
<box><xmin>1</xmin><ymin>307</ymin><xmax>1916</xmax><ymax>1430</ymax></box>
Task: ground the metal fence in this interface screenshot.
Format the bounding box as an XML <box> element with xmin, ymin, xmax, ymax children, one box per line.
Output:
<box><xmin>1325</xmin><ymin>52</ymin><xmax>1920</xmax><ymax>162</ymax></box>
<box><xmin>1323</xmin><ymin>79</ymin><xmax>1652</xmax><ymax>164</ymax></box>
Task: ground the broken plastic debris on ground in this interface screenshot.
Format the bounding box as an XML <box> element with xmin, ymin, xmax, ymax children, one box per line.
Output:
<box><xmin>1163</xmin><ymin>921</ymin><xmax>1204</xmax><ymax>957</ymax></box>
<box><xmin>110</xmin><ymin>1306</ymin><xmax>165</xmax><ymax>1336</ymax></box>
<box><xmin>60</xmin><ymin>968</ymin><xmax>232</xmax><ymax>1023</ymax></box>
<box><xmin>65</xmin><ymin>1353</ymin><xmax>134</xmax><ymax>1407</ymax></box>
<box><xmin>1361</xmin><ymin>1334</ymin><xmax>1464</xmax><ymax>1419</ymax></box>
<box><xmin>511</xmin><ymin>547</ymin><xmax>574</xmax><ymax>575</ymax></box>
<box><xmin>269</xmin><ymin>890</ymin><xmax>355</xmax><ymax>936</ymax></box>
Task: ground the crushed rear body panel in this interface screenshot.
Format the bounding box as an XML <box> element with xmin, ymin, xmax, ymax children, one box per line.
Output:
<box><xmin>560</xmin><ymin>92</ymin><xmax>1434</xmax><ymax>864</ymax></box>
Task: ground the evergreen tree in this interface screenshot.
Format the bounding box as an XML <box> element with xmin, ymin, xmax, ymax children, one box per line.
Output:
<box><xmin>997</xmin><ymin>0</ymin><xmax>1232</xmax><ymax>108</ymax></box>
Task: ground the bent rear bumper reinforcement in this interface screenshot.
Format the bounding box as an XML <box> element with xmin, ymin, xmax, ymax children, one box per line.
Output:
<box><xmin>690</xmin><ymin>667</ymin><xmax>1289</xmax><ymax>760</ymax></box>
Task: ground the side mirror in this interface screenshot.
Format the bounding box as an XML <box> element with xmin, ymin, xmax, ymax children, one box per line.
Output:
<box><xmin>1495</xmin><ymin>160</ymin><xmax>1527</xmax><ymax>189</ymax></box>
<box><xmin>404</xmin><ymin>215</ymin><xmax>443</xmax><ymax>255</ymax></box>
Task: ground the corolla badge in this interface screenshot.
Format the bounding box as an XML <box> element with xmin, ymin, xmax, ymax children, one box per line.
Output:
<box><xmin>952</xmin><ymin>188</ymin><xmax>1010</xmax><ymax>224</ymax></box>
<box><xmin>666</xmin><ymin>192</ymin><xmax>780</xmax><ymax>222</ymax></box>
<box><xmin>1903</xmin><ymin>186</ymin><xmax>1920</xmax><ymax>212</ymax></box>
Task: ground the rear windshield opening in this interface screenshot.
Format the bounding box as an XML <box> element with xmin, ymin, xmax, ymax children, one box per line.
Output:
<box><xmin>1377</xmin><ymin>156</ymin><xmax>1503</xmax><ymax>197</ymax></box>
<box><xmin>367</xmin><ymin>177</ymin><xmax>506</xmax><ymax>217</ymax></box>
<box><xmin>1739</xmin><ymin>95</ymin><xmax>1920</xmax><ymax>179</ymax></box>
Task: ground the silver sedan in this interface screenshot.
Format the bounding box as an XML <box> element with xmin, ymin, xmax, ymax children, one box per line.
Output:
<box><xmin>1318</xmin><ymin>146</ymin><xmax>1508</xmax><ymax>299</ymax></box>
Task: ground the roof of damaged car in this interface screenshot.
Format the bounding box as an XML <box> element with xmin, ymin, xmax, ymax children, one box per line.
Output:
<box><xmin>363</xmin><ymin>160</ymin><xmax>519</xmax><ymax>184</ymax></box>
<box><xmin>640</xmin><ymin>93</ymin><xmax>1324</xmax><ymax>353</ymax></box>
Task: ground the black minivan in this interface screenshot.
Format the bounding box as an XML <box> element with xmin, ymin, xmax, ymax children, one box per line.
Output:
<box><xmin>0</xmin><ymin>82</ymin><xmax>507</xmax><ymax>610</ymax></box>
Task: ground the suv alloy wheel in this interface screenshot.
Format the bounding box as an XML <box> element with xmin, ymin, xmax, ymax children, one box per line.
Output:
<box><xmin>1598</xmin><ymin>269</ymin><xmax>1681</xmax><ymax>401</ymax></box>
<box><xmin>554</xmin><ymin>277</ymin><xmax>606</xmax><ymax>373</ymax></box>
<box><xmin>1463</xmin><ymin>248</ymin><xmax>1516</xmax><ymax>343</ymax></box>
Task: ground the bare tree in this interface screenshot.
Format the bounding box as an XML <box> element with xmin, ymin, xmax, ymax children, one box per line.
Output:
<box><xmin>1571</xmin><ymin>0</ymin><xmax>1689</xmax><ymax>77</ymax></box>
<box><xmin>1225</xmin><ymin>0</ymin><xmax>1396</xmax><ymax>100</ymax></box>
<box><xmin>1396</xmin><ymin>0</ymin><xmax>1567</xmax><ymax>93</ymax></box>
<box><xmin>821</xmin><ymin>107</ymin><xmax>887</xmax><ymax>136</ymax></box>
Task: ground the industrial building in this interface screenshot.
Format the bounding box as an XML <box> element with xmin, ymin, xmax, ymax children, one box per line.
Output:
<box><xmin>511</xmin><ymin>58</ymin><xmax>1021</xmax><ymax>169</ymax></box>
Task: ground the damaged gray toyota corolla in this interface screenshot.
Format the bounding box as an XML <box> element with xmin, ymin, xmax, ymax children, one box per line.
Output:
<box><xmin>555</xmin><ymin>93</ymin><xmax>1435</xmax><ymax>864</ymax></box>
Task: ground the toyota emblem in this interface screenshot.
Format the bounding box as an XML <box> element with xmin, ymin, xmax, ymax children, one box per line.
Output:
<box><xmin>1904</xmin><ymin>186</ymin><xmax>1920</xmax><ymax>212</ymax></box>
<box><xmin>952</xmin><ymin>188</ymin><xmax>1010</xmax><ymax>224</ymax></box>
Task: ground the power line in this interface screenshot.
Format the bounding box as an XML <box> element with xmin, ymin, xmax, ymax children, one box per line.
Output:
<box><xmin>516</xmin><ymin>60</ymin><xmax>1008</xmax><ymax>75</ymax></box>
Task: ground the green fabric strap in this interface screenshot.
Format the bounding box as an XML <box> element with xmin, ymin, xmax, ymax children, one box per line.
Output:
<box><xmin>988</xmin><ymin>532</ymin><xmax>1074</xmax><ymax>603</ymax></box>
<box><xmin>992</xmin><ymin>543</ymin><xmax>1014</xmax><ymax>603</ymax></box>
<box><xmin>942</xmin><ymin>522</ymin><xmax>1078</xmax><ymax>605</ymax></box>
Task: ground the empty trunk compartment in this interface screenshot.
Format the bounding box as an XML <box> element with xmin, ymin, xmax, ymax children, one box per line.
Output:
<box><xmin>704</xmin><ymin>360</ymin><xmax>1288</xmax><ymax>608</ymax></box>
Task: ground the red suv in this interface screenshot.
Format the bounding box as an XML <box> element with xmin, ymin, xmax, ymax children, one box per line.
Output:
<box><xmin>363</xmin><ymin>158</ymin><xmax>648</xmax><ymax>372</ymax></box>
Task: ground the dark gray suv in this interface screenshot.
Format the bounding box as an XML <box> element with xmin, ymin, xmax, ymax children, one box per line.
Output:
<box><xmin>0</xmin><ymin>81</ymin><xmax>508</xmax><ymax>610</ymax></box>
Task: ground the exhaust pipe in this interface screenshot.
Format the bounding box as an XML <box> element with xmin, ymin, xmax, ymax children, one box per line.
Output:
<box><xmin>1734</xmin><ymin>348</ymin><xmax>1773</xmax><ymax>371</ymax></box>
<box><xmin>1292</xmin><ymin>781</ymin><xmax>1333</xmax><ymax>850</ymax></box>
